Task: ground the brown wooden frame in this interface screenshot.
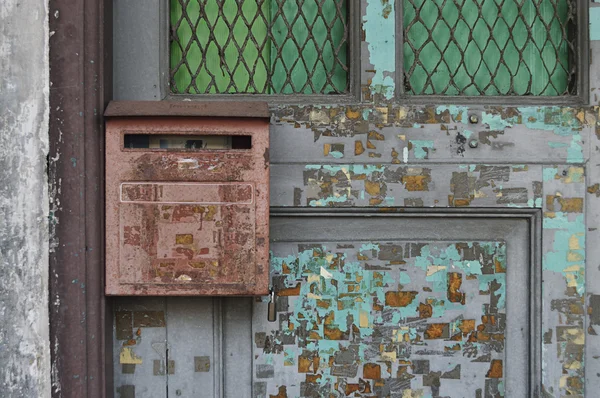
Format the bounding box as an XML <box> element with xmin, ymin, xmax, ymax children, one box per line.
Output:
<box><xmin>49</xmin><ymin>0</ymin><xmax>112</xmax><ymax>396</ymax></box>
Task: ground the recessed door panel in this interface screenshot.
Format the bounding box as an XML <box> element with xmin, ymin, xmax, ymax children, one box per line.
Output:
<box><xmin>252</xmin><ymin>213</ymin><xmax>537</xmax><ymax>397</ymax></box>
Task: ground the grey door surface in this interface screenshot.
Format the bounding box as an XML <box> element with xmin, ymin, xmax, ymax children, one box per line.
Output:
<box><xmin>113</xmin><ymin>211</ymin><xmax>539</xmax><ymax>397</ymax></box>
<box><xmin>251</xmin><ymin>212</ymin><xmax>538</xmax><ymax>397</ymax></box>
<box><xmin>113</xmin><ymin>297</ymin><xmax>253</xmax><ymax>398</ymax></box>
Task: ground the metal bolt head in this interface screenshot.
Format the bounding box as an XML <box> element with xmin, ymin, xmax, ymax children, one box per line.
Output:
<box><xmin>468</xmin><ymin>139</ymin><xmax>479</xmax><ymax>148</ymax></box>
<box><xmin>468</xmin><ymin>114</ymin><xmax>479</xmax><ymax>124</ymax></box>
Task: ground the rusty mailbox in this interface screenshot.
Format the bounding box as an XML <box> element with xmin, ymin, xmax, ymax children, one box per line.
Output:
<box><xmin>105</xmin><ymin>101</ymin><xmax>270</xmax><ymax>296</ymax></box>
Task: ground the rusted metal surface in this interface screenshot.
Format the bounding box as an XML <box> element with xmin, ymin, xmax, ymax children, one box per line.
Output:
<box><xmin>105</xmin><ymin>113</ymin><xmax>270</xmax><ymax>295</ymax></box>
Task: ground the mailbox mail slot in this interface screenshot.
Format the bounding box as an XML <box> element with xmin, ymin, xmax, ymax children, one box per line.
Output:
<box><xmin>105</xmin><ymin>101</ymin><xmax>270</xmax><ymax>296</ymax></box>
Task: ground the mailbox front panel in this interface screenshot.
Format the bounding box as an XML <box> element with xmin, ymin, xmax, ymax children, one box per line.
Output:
<box><xmin>106</xmin><ymin>117</ymin><xmax>269</xmax><ymax>295</ymax></box>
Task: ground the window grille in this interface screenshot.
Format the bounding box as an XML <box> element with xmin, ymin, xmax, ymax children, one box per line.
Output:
<box><xmin>169</xmin><ymin>0</ymin><xmax>349</xmax><ymax>95</ymax></box>
<box><xmin>402</xmin><ymin>0</ymin><xmax>577</xmax><ymax>96</ymax></box>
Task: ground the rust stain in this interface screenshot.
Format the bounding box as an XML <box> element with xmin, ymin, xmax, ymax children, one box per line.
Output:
<box><xmin>278</xmin><ymin>283</ymin><xmax>301</xmax><ymax>296</ymax></box>
<box><xmin>385</xmin><ymin>291</ymin><xmax>418</xmax><ymax>307</ymax></box>
<box><xmin>364</xmin><ymin>180</ymin><xmax>381</xmax><ymax>196</ymax></box>
<box><xmin>447</xmin><ymin>272</ymin><xmax>466</xmax><ymax>304</ymax></box>
<box><xmin>346</xmin><ymin>108</ymin><xmax>361</xmax><ymax>120</ymax></box>
<box><xmin>269</xmin><ymin>386</ymin><xmax>288</xmax><ymax>398</ymax></box>
<box><xmin>401</xmin><ymin>175</ymin><xmax>430</xmax><ymax>191</ymax></box>
<box><xmin>355</xmin><ymin>140</ymin><xmax>365</xmax><ymax>155</ymax></box>
<box><xmin>418</xmin><ymin>302</ymin><xmax>433</xmax><ymax>318</ymax></box>
<box><xmin>368</xmin><ymin>131</ymin><xmax>385</xmax><ymax>141</ymax></box>
<box><xmin>486</xmin><ymin>359</ymin><xmax>503</xmax><ymax>378</ymax></box>
<box><xmin>324</xmin><ymin>326</ymin><xmax>347</xmax><ymax>340</ymax></box>
<box><xmin>175</xmin><ymin>234</ymin><xmax>193</xmax><ymax>244</ymax></box>
<box><xmin>345</xmin><ymin>379</ymin><xmax>372</xmax><ymax>395</ymax></box>
<box><xmin>459</xmin><ymin>319</ymin><xmax>476</xmax><ymax>335</ymax></box>
<box><xmin>425</xmin><ymin>323</ymin><xmax>449</xmax><ymax>339</ymax></box>
<box><xmin>363</xmin><ymin>363</ymin><xmax>381</xmax><ymax>379</ymax></box>
<box><xmin>123</xmin><ymin>226</ymin><xmax>141</xmax><ymax>246</ymax></box>
<box><xmin>559</xmin><ymin>198</ymin><xmax>584</xmax><ymax>213</ymax></box>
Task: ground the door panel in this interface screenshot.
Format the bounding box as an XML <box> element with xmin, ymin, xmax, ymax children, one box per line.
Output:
<box><xmin>252</xmin><ymin>214</ymin><xmax>536</xmax><ymax>397</ymax></box>
<box><xmin>112</xmin><ymin>298</ymin><xmax>168</xmax><ymax>398</ymax></box>
<box><xmin>112</xmin><ymin>297</ymin><xmax>253</xmax><ymax>398</ymax></box>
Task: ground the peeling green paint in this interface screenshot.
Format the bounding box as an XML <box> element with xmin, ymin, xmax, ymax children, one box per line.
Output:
<box><xmin>482</xmin><ymin>112</ymin><xmax>513</xmax><ymax>130</ymax></box>
<box><xmin>543</xmin><ymin>167</ymin><xmax>558</xmax><ymax>181</ymax></box>
<box><xmin>435</xmin><ymin>105</ymin><xmax>469</xmax><ymax>123</ymax></box>
<box><xmin>517</xmin><ymin>107</ymin><xmax>584</xmax><ymax>163</ymax></box>
<box><xmin>261</xmin><ymin>241</ymin><xmax>508</xmax><ymax>395</ymax></box>
<box><xmin>410</xmin><ymin>140</ymin><xmax>435</xmax><ymax>159</ymax></box>
<box><xmin>308</xmin><ymin>194</ymin><xmax>349</xmax><ymax>207</ymax></box>
<box><xmin>363</xmin><ymin>0</ymin><xmax>395</xmax><ymax>99</ymax></box>
<box><xmin>591</xmin><ymin>7</ymin><xmax>600</xmax><ymax>41</ymax></box>
<box><xmin>543</xmin><ymin>212</ymin><xmax>585</xmax><ymax>295</ymax></box>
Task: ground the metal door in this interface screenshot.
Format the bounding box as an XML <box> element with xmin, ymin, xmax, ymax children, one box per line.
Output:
<box><xmin>109</xmin><ymin>1</ymin><xmax>597</xmax><ymax>396</ymax></box>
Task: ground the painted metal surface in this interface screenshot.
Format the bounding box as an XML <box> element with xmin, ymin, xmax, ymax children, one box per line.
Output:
<box><xmin>105</xmin><ymin>110</ymin><xmax>270</xmax><ymax>295</ymax></box>
<box><xmin>251</xmin><ymin>213</ymin><xmax>534</xmax><ymax>397</ymax></box>
<box><xmin>112</xmin><ymin>297</ymin><xmax>253</xmax><ymax>397</ymax></box>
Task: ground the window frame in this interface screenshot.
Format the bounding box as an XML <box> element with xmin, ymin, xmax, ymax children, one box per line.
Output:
<box><xmin>394</xmin><ymin>0</ymin><xmax>589</xmax><ymax>105</ymax></box>
<box><xmin>161</xmin><ymin>0</ymin><xmax>362</xmax><ymax>104</ymax></box>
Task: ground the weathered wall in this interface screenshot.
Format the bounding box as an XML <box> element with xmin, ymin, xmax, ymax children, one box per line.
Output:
<box><xmin>0</xmin><ymin>0</ymin><xmax>51</xmax><ymax>396</ymax></box>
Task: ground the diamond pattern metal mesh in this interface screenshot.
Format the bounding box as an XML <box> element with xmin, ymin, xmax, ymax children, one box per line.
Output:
<box><xmin>403</xmin><ymin>0</ymin><xmax>577</xmax><ymax>96</ymax></box>
<box><xmin>170</xmin><ymin>0</ymin><xmax>349</xmax><ymax>95</ymax></box>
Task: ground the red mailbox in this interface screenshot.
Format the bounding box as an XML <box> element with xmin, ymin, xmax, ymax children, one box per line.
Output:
<box><xmin>105</xmin><ymin>102</ymin><xmax>270</xmax><ymax>296</ymax></box>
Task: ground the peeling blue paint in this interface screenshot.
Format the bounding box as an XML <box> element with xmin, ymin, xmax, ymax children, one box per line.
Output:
<box><xmin>410</xmin><ymin>140</ymin><xmax>435</xmax><ymax>159</ymax></box>
<box><xmin>591</xmin><ymin>7</ymin><xmax>600</xmax><ymax>40</ymax></box>
<box><xmin>435</xmin><ymin>105</ymin><xmax>469</xmax><ymax>123</ymax></box>
<box><xmin>543</xmin><ymin>211</ymin><xmax>585</xmax><ymax>295</ymax></box>
<box><xmin>482</xmin><ymin>112</ymin><xmax>513</xmax><ymax>130</ymax></box>
<box><xmin>363</xmin><ymin>0</ymin><xmax>395</xmax><ymax>99</ymax></box>
<box><xmin>517</xmin><ymin>107</ymin><xmax>584</xmax><ymax>163</ymax></box>
<box><xmin>543</xmin><ymin>167</ymin><xmax>558</xmax><ymax>181</ymax></box>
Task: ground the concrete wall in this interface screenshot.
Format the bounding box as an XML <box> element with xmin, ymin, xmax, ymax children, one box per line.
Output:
<box><xmin>0</xmin><ymin>0</ymin><xmax>51</xmax><ymax>396</ymax></box>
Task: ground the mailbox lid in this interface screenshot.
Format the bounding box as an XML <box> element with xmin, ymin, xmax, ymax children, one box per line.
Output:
<box><xmin>104</xmin><ymin>100</ymin><xmax>270</xmax><ymax>119</ymax></box>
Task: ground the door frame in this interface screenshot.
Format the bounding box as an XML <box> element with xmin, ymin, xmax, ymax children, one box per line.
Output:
<box><xmin>49</xmin><ymin>0</ymin><xmax>112</xmax><ymax>396</ymax></box>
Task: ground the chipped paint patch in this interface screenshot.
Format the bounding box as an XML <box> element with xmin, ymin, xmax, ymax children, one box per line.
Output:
<box><xmin>518</xmin><ymin>107</ymin><xmax>584</xmax><ymax>163</ymax></box>
<box><xmin>543</xmin><ymin>212</ymin><xmax>585</xmax><ymax>294</ymax></box>
<box><xmin>435</xmin><ymin>105</ymin><xmax>469</xmax><ymax>124</ymax></box>
<box><xmin>120</xmin><ymin>347</ymin><xmax>143</xmax><ymax>365</ymax></box>
<box><xmin>409</xmin><ymin>140</ymin><xmax>435</xmax><ymax>160</ymax></box>
<box><xmin>482</xmin><ymin>112</ymin><xmax>513</xmax><ymax>130</ymax></box>
<box><xmin>258</xmin><ymin>242</ymin><xmax>508</xmax><ymax>396</ymax></box>
<box><xmin>591</xmin><ymin>7</ymin><xmax>600</xmax><ymax>40</ymax></box>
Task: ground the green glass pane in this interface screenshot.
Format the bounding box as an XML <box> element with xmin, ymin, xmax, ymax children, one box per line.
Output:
<box><xmin>170</xmin><ymin>0</ymin><xmax>270</xmax><ymax>94</ymax></box>
<box><xmin>270</xmin><ymin>0</ymin><xmax>348</xmax><ymax>94</ymax></box>
<box><xmin>170</xmin><ymin>0</ymin><xmax>347</xmax><ymax>94</ymax></box>
<box><xmin>404</xmin><ymin>0</ymin><xmax>571</xmax><ymax>96</ymax></box>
